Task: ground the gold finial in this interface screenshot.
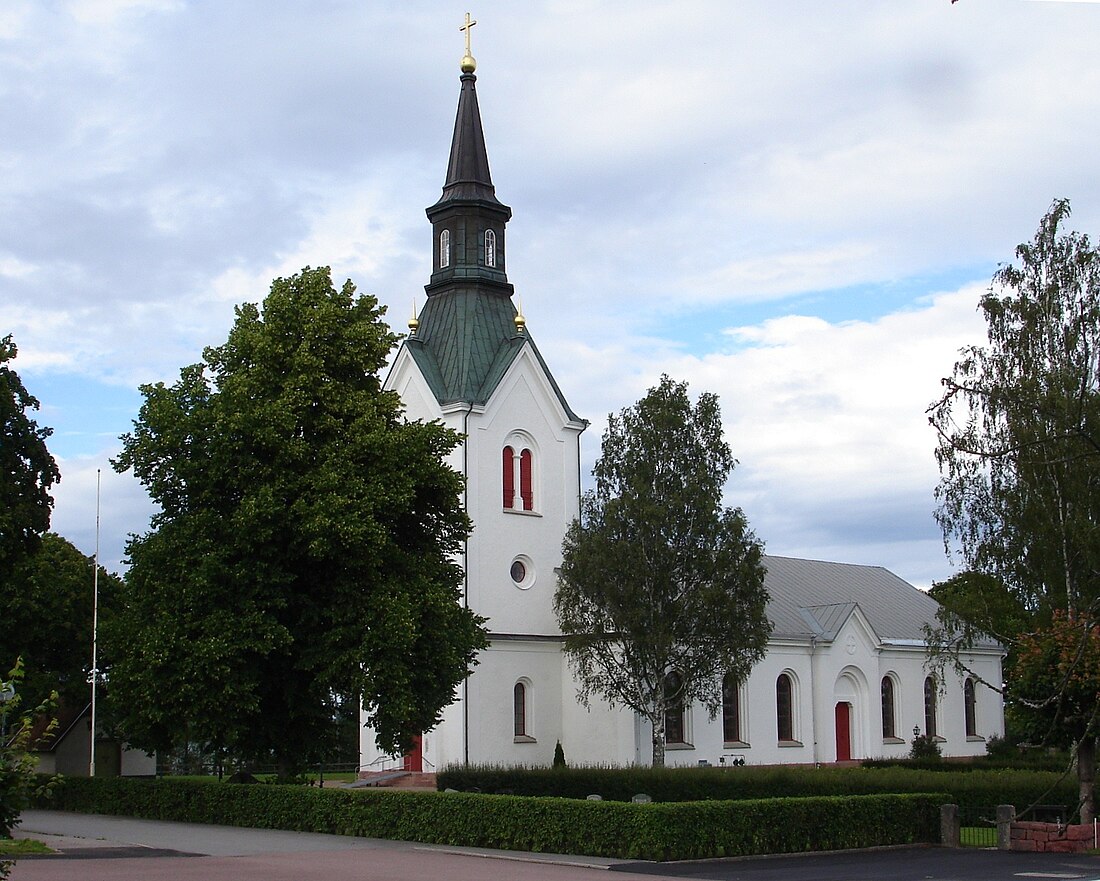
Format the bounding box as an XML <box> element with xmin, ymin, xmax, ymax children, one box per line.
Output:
<box><xmin>459</xmin><ymin>12</ymin><xmax>477</xmax><ymax>73</ymax></box>
<box><xmin>514</xmin><ymin>298</ymin><xmax>526</xmax><ymax>334</ymax></box>
<box><xmin>409</xmin><ymin>298</ymin><xmax>419</xmax><ymax>334</ymax></box>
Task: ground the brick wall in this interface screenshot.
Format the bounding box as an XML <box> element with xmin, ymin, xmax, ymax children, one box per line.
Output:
<box><xmin>1010</xmin><ymin>820</ymin><xmax>1097</xmax><ymax>853</ymax></box>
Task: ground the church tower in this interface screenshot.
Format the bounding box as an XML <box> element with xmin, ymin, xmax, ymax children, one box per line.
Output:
<box><xmin>360</xmin><ymin>24</ymin><xmax>586</xmax><ymax>772</ymax></box>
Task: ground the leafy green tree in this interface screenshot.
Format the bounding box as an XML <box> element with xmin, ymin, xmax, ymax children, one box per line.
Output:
<box><xmin>927</xmin><ymin>198</ymin><xmax>1100</xmax><ymax>820</ymax></box>
<box><xmin>0</xmin><ymin>533</ymin><xmax>122</xmax><ymax>712</ymax></box>
<box><xmin>0</xmin><ymin>659</ymin><xmax>57</xmax><ymax>878</ymax></box>
<box><xmin>1013</xmin><ymin>612</ymin><xmax>1100</xmax><ymax>820</ymax></box>
<box><xmin>0</xmin><ymin>335</ymin><xmax>59</xmax><ymax>582</ymax></box>
<box><xmin>554</xmin><ymin>375</ymin><xmax>770</xmax><ymax>767</ymax></box>
<box><xmin>108</xmin><ymin>267</ymin><xmax>486</xmax><ymax>774</ymax></box>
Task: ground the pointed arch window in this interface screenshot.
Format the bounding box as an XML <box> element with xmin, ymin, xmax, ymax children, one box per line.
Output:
<box><xmin>484</xmin><ymin>229</ymin><xmax>497</xmax><ymax>268</ymax></box>
<box><xmin>664</xmin><ymin>671</ymin><xmax>685</xmax><ymax>744</ymax></box>
<box><xmin>881</xmin><ymin>676</ymin><xmax>897</xmax><ymax>739</ymax></box>
<box><xmin>439</xmin><ymin>229</ymin><xmax>451</xmax><ymax>268</ymax></box>
<box><xmin>924</xmin><ymin>676</ymin><xmax>938</xmax><ymax>738</ymax></box>
<box><xmin>722</xmin><ymin>673</ymin><xmax>742</xmax><ymax>744</ymax></box>
<box><xmin>964</xmin><ymin>677</ymin><xmax>977</xmax><ymax>738</ymax></box>
<box><xmin>502</xmin><ymin>442</ymin><xmax>534</xmax><ymax>511</ymax></box>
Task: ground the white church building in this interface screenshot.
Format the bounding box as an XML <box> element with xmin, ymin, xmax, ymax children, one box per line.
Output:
<box><xmin>360</xmin><ymin>51</ymin><xmax>1004</xmax><ymax>773</ymax></box>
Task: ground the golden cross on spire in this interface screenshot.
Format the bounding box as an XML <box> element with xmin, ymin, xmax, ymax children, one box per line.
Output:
<box><xmin>459</xmin><ymin>12</ymin><xmax>477</xmax><ymax>72</ymax></box>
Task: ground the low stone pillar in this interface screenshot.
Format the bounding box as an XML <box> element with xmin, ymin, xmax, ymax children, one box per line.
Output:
<box><xmin>997</xmin><ymin>804</ymin><xmax>1015</xmax><ymax>850</ymax></box>
<box><xmin>941</xmin><ymin>804</ymin><xmax>960</xmax><ymax>848</ymax></box>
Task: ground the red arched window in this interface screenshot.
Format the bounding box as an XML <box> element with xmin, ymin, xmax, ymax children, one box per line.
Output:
<box><xmin>502</xmin><ymin>446</ymin><xmax>515</xmax><ymax>508</ymax></box>
<box><xmin>519</xmin><ymin>449</ymin><xmax>533</xmax><ymax>511</ymax></box>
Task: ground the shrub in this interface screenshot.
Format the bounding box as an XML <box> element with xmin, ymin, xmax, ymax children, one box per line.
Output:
<box><xmin>35</xmin><ymin>776</ymin><xmax>944</xmax><ymax>860</ymax></box>
<box><xmin>435</xmin><ymin>763</ymin><xmax>1077</xmax><ymax>813</ymax></box>
<box><xmin>909</xmin><ymin>734</ymin><xmax>942</xmax><ymax>761</ymax></box>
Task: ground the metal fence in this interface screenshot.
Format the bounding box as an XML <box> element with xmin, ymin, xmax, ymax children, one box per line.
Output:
<box><xmin>958</xmin><ymin>806</ymin><xmax>999</xmax><ymax>848</ymax></box>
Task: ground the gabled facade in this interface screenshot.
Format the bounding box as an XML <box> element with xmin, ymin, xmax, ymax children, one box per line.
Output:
<box><xmin>360</xmin><ymin>57</ymin><xmax>1004</xmax><ymax>774</ymax></box>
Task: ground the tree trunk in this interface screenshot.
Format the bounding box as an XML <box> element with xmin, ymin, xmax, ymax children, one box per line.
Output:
<box><xmin>1078</xmin><ymin>735</ymin><xmax>1096</xmax><ymax>825</ymax></box>
<box><xmin>651</xmin><ymin>724</ymin><xmax>665</xmax><ymax>768</ymax></box>
<box><xmin>650</xmin><ymin>696</ymin><xmax>666</xmax><ymax>768</ymax></box>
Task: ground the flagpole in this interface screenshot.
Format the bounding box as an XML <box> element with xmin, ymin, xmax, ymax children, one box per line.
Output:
<box><xmin>90</xmin><ymin>468</ymin><xmax>100</xmax><ymax>778</ymax></box>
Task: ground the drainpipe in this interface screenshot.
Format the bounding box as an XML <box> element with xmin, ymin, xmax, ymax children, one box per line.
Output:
<box><xmin>809</xmin><ymin>635</ymin><xmax>819</xmax><ymax>766</ymax></box>
<box><xmin>461</xmin><ymin>402</ymin><xmax>473</xmax><ymax>766</ymax></box>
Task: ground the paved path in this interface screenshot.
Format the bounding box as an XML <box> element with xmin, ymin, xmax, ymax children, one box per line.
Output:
<box><xmin>10</xmin><ymin>810</ymin><xmax>655</xmax><ymax>881</ymax></box>
<box><xmin>11</xmin><ymin>810</ymin><xmax>1100</xmax><ymax>881</ymax></box>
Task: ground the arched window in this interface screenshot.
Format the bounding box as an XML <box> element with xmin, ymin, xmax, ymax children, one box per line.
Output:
<box><xmin>502</xmin><ymin>446</ymin><xmax>515</xmax><ymax>508</ymax></box>
<box><xmin>439</xmin><ymin>229</ymin><xmax>451</xmax><ymax>268</ymax></box>
<box><xmin>502</xmin><ymin>442</ymin><xmax>534</xmax><ymax>511</ymax></box>
<box><xmin>722</xmin><ymin>673</ymin><xmax>742</xmax><ymax>744</ymax></box>
<box><xmin>519</xmin><ymin>449</ymin><xmax>533</xmax><ymax>510</ymax></box>
<box><xmin>484</xmin><ymin>229</ymin><xmax>496</xmax><ymax>267</ymax></box>
<box><xmin>924</xmin><ymin>676</ymin><xmax>938</xmax><ymax>738</ymax></box>
<box><xmin>881</xmin><ymin>676</ymin><xmax>896</xmax><ymax>739</ymax></box>
<box><xmin>964</xmin><ymin>677</ymin><xmax>977</xmax><ymax>738</ymax></box>
<box><xmin>513</xmin><ymin>681</ymin><xmax>527</xmax><ymax>738</ymax></box>
<box><xmin>664</xmin><ymin>671</ymin><xmax>685</xmax><ymax>744</ymax></box>
<box><xmin>776</xmin><ymin>673</ymin><xmax>794</xmax><ymax>742</ymax></box>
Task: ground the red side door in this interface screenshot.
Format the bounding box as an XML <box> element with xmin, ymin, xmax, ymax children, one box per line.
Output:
<box><xmin>835</xmin><ymin>702</ymin><xmax>852</xmax><ymax>762</ymax></box>
<box><xmin>403</xmin><ymin>734</ymin><xmax>423</xmax><ymax>772</ymax></box>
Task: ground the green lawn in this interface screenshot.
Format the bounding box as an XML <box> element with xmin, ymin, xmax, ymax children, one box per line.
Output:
<box><xmin>0</xmin><ymin>838</ymin><xmax>54</xmax><ymax>856</ymax></box>
<box><xmin>961</xmin><ymin>826</ymin><xmax>998</xmax><ymax>847</ymax></box>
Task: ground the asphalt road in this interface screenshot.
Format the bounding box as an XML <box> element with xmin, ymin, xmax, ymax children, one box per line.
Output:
<box><xmin>11</xmin><ymin>810</ymin><xmax>1100</xmax><ymax>881</ymax></box>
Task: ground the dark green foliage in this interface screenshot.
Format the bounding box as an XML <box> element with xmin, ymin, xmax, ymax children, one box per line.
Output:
<box><xmin>108</xmin><ymin>267</ymin><xmax>486</xmax><ymax>772</ymax></box>
<box><xmin>1</xmin><ymin>661</ymin><xmax>58</xmax><ymax>880</ymax></box>
<box><xmin>910</xmin><ymin>733</ymin><xmax>943</xmax><ymax>761</ymax></box>
<box><xmin>0</xmin><ymin>534</ymin><xmax>122</xmax><ymax>711</ymax></box>
<box><xmin>34</xmin><ymin>776</ymin><xmax>944</xmax><ymax>860</ymax></box>
<box><xmin>553</xmin><ymin>741</ymin><xmax>566</xmax><ymax>769</ymax></box>
<box><xmin>555</xmin><ymin>376</ymin><xmax>770</xmax><ymax>766</ymax></box>
<box><xmin>0</xmin><ymin>335</ymin><xmax>59</xmax><ymax>583</ymax></box>
<box><xmin>436</xmin><ymin>763</ymin><xmax>1078</xmax><ymax>813</ymax></box>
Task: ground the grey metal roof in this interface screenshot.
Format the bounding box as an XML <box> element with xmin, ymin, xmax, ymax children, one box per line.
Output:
<box><xmin>763</xmin><ymin>555</ymin><xmax>998</xmax><ymax>649</ymax></box>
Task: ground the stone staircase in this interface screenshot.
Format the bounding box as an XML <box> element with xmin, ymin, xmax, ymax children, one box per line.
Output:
<box><xmin>352</xmin><ymin>770</ymin><xmax>437</xmax><ymax>790</ymax></box>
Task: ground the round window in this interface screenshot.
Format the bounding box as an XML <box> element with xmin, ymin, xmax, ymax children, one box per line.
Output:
<box><xmin>510</xmin><ymin>560</ymin><xmax>527</xmax><ymax>583</ymax></box>
<box><xmin>510</xmin><ymin>556</ymin><xmax>534</xmax><ymax>590</ymax></box>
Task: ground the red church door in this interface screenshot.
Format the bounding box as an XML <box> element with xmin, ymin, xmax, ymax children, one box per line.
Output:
<box><xmin>835</xmin><ymin>702</ymin><xmax>852</xmax><ymax>762</ymax></box>
<box><xmin>403</xmin><ymin>735</ymin><xmax>423</xmax><ymax>772</ymax></box>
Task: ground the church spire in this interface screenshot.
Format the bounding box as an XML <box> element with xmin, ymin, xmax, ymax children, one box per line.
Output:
<box><xmin>397</xmin><ymin>23</ymin><xmax>581</xmax><ymax>421</ymax></box>
<box><xmin>424</xmin><ymin>15</ymin><xmax>512</xmax><ymax>295</ymax></box>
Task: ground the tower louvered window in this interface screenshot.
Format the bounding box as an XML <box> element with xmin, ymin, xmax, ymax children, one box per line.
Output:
<box><xmin>519</xmin><ymin>449</ymin><xmax>533</xmax><ymax>510</ymax></box>
<box><xmin>502</xmin><ymin>446</ymin><xmax>515</xmax><ymax>508</ymax></box>
<box><xmin>503</xmin><ymin>444</ymin><xmax>534</xmax><ymax>511</ymax></box>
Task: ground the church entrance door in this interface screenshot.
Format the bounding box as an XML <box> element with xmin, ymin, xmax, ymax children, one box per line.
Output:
<box><xmin>834</xmin><ymin>702</ymin><xmax>852</xmax><ymax>762</ymax></box>
<box><xmin>403</xmin><ymin>735</ymin><xmax>423</xmax><ymax>772</ymax></box>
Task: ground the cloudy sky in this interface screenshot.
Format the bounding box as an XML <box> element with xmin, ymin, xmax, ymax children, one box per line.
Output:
<box><xmin>2</xmin><ymin>1</ymin><xmax>1098</xmax><ymax>586</ymax></box>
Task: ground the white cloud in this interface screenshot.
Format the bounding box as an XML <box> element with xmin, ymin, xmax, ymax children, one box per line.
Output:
<box><xmin>1</xmin><ymin>1</ymin><xmax>1095</xmax><ymax>590</ymax></box>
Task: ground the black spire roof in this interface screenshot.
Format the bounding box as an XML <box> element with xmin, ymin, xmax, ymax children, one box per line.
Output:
<box><xmin>434</xmin><ymin>72</ymin><xmax>505</xmax><ymax>207</ymax></box>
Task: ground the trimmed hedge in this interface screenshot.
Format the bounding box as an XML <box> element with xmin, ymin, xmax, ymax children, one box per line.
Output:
<box><xmin>436</xmin><ymin>764</ymin><xmax>1079</xmax><ymax>813</ymax></box>
<box><xmin>33</xmin><ymin>776</ymin><xmax>945</xmax><ymax>860</ymax></box>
